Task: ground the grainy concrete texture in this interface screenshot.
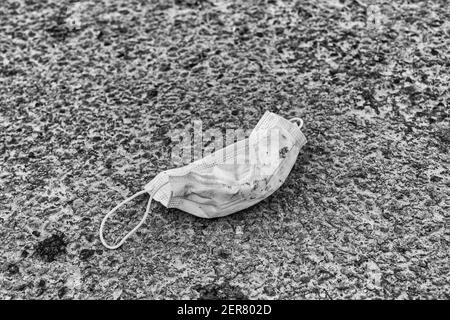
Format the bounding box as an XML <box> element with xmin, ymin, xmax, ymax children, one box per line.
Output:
<box><xmin>0</xmin><ymin>0</ymin><xmax>449</xmax><ymax>299</ymax></box>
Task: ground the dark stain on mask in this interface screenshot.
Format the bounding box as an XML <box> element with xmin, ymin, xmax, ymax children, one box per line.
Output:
<box><xmin>35</xmin><ymin>233</ymin><xmax>67</xmax><ymax>262</ymax></box>
<box><xmin>253</xmin><ymin>179</ymin><xmax>268</xmax><ymax>192</ymax></box>
<box><xmin>182</xmin><ymin>183</ymin><xmax>193</xmax><ymax>196</ymax></box>
<box><xmin>193</xmin><ymin>281</ymin><xmax>248</xmax><ymax>300</ymax></box>
<box><xmin>279</xmin><ymin>146</ymin><xmax>289</xmax><ymax>158</ymax></box>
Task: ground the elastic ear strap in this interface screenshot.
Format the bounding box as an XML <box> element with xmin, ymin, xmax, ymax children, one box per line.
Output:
<box><xmin>289</xmin><ymin>117</ymin><xmax>304</xmax><ymax>129</ymax></box>
<box><xmin>99</xmin><ymin>190</ymin><xmax>152</xmax><ymax>250</ymax></box>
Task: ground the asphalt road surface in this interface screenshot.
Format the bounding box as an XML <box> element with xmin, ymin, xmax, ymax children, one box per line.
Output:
<box><xmin>0</xmin><ymin>0</ymin><xmax>449</xmax><ymax>299</ymax></box>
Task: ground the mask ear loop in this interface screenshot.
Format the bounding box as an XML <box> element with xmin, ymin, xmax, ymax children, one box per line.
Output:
<box><xmin>290</xmin><ymin>117</ymin><xmax>304</xmax><ymax>129</ymax></box>
<box><xmin>99</xmin><ymin>190</ymin><xmax>153</xmax><ymax>250</ymax></box>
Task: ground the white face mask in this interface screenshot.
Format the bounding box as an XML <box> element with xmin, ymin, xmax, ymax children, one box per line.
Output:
<box><xmin>100</xmin><ymin>111</ymin><xmax>306</xmax><ymax>249</ymax></box>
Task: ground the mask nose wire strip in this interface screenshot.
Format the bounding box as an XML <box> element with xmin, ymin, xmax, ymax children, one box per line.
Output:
<box><xmin>99</xmin><ymin>190</ymin><xmax>153</xmax><ymax>250</ymax></box>
<box><xmin>289</xmin><ymin>117</ymin><xmax>304</xmax><ymax>129</ymax></box>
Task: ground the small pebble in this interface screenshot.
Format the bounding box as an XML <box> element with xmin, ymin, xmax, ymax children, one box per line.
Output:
<box><xmin>72</xmin><ymin>199</ymin><xmax>84</xmax><ymax>210</ymax></box>
<box><xmin>263</xmin><ymin>285</ymin><xmax>276</xmax><ymax>297</ymax></box>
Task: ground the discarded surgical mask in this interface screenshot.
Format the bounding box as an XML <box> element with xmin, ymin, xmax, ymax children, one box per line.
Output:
<box><xmin>100</xmin><ymin>111</ymin><xmax>307</xmax><ymax>249</ymax></box>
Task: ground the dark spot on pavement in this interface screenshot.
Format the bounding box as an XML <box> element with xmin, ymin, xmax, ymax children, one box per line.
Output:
<box><xmin>148</xmin><ymin>89</ymin><xmax>158</xmax><ymax>98</ymax></box>
<box><xmin>58</xmin><ymin>286</ymin><xmax>68</xmax><ymax>299</ymax></box>
<box><xmin>160</xmin><ymin>63</ymin><xmax>171</xmax><ymax>72</ymax></box>
<box><xmin>16</xmin><ymin>283</ymin><xmax>30</xmax><ymax>291</ymax></box>
<box><xmin>6</xmin><ymin>263</ymin><xmax>20</xmax><ymax>276</ymax></box>
<box><xmin>193</xmin><ymin>282</ymin><xmax>247</xmax><ymax>300</ymax></box>
<box><xmin>217</xmin><ymin>248</ymin><xmax>231</xmax><ymax>259</ymax></box>
<box><xmin>36</xmin><ymin>287</ymin><xmax>45</xmax><ymax>297</ymax></box>
<box><xmin>299</xmin><ymin>276</ymin><xmax>311</xmax><ymax>284</ymax></box>
<box><xmin>437</xmin><ymin>128</ymin><xmax>450</xmax><ymax>145</ymax></box>
<box><xmin>38</xmin><ymin>279</ymin><xmax>46</xmax><ymax>288</ymax></box>
<box><xmin>35</xmin><ymin>234</ymin><xmax>67</xmax><ymax>262</ymax></box>
<box><xmin>79</xmin><ymin>249</ymin><xmax>95</xmax><ymax>261</ymax></box>
<box><xmin>46</xmin><ymin>24</ymin><xmax>70</xmax><ymax>41</ymax></box>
